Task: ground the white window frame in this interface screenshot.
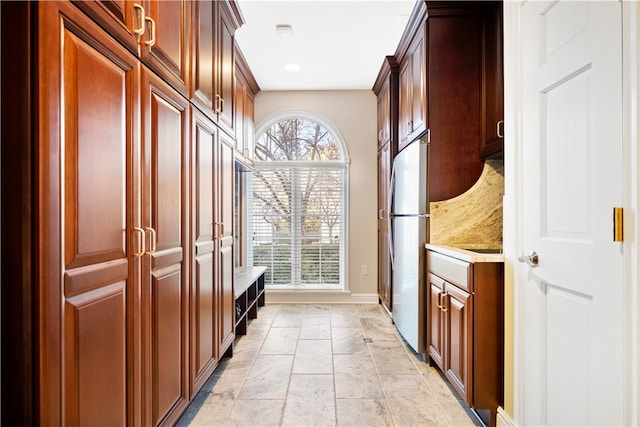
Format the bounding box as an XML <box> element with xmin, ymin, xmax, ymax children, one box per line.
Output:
<box><xmin>249</xmin><ymin>110</ymin><xmax>350</xmax><ymax>291</ymax></box>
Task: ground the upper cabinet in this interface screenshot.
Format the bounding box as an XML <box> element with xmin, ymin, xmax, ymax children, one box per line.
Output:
<box><xmin>71</xmin><ymin>1</ymin><xmax>190</xmax><ymax>96</ymax></box>
<box><xmin>191</xmin><ymin>0</ymin><xmax>243</xmax><ymax>137</ymax></box>
<box><xmin>374</xmin><ymin>56</ymin><xmax>399</xmax><ymax>150</ymax></box>
<box><xmin>234</xmin><ymin>44</ymin><xmax>260</xmax><ymax>166</ymax></box>
<box><xmin>392</xmin><ymin>1</ymin><xmax>504</xmax><ymax>201</ymax></box>
<box><xmin>396</xmin><ymin>2</ymin><xmax>428</xmax><ymax>151</ymax></box>
<box><xmin>139</xmin><ymin>0</ymin><xmax>191</xmax><ymax>97</ymax></box>
<box><xmin>481</xmin><ymin>3</ymin><xmax>504</xmax><ymax>160</ymax></box>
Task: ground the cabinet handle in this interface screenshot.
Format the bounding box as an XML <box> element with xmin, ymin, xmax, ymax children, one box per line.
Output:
<box><xmin>407</xmin><ymin>121</ymin><xmax>413</xmax><ymax>133</ymax></box>
<box><xmin>440</xmin><ymin>292</ymin><xmax>448</xmax><ymax>312</ymax></box>
<box><xmin>217</xmin><ymin>222</ymin><xmax>225</xmax><ymax>239</ymax></box>
<box><xmin>497</xmin><ymin>120</ymin><xmax>504</xmax><ymax>138</ymax></box>
<box><xmin>378</xmin><ymin>209</ymin><xmax>385</xmax><ymax>219</ymax></box>
<box><xmin>145</xmin><ymin>227</ymin><xmax>157</xmax><ymax>254</ymax></box>
<box><xmin>144</xmin><ymin>16</ymin><xmax>156</xmax><ymax>47</ymax></box>
<box><xmin>219</xmin><ymin>96</ymin><xmax>225</xmax><ymax>114</ymax></box>
<box><xmin>133</xmin><ymin>3</ymin><xmax>146</xmax><ymax>36</ymax></box>
<box><xmin>378</xmin><ymin>129</ymin><xmax>383</xmax><ymax>142</ymax></box>
<box><xmin>132</xmin><ymin>227</ymin><xmax>146</xmax><ymax>257</ymax></box>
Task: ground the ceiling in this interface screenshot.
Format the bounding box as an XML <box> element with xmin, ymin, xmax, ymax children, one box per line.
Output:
<box><xmin>234</xmin><ymin>0</ymin><xmax>416</xmax><ymax>91</ymax></box>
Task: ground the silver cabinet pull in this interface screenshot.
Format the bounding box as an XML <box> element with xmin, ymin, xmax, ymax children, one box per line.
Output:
<box><xmin>497</xmin><ymin>120</ymin><xmax>504</xmax><ymax>138</ymax></box>
<box><xmin>518</xmin><ymin>251</ymin><xmax>539</xmax><ymax>267</ymax></box>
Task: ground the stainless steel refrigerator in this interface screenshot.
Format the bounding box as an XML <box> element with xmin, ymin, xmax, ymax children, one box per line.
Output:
<box><xmin>388</xmin><ymin>135</ymin><xmax>429</xmax><ymax>354</ymax></box>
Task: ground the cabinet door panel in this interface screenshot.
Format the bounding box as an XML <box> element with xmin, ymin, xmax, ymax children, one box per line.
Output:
<box><xmin>71</xmin><ymin>0</ymin><xmax>141</xmax><ymax>53</ymax></box>
<box><xmin>151</xmin><ymin>267</ymin><xmax>184</xmax><ymax>424</ymax></box>
<box><xmin>57</xmin><ymin>8</ymin><xmax>140</xmax><ymax>424</ymax></box>
<box><xmin>142</xmin><ymin>0</ymin><xmax>189</xmax><ymax>96</ymax></box>
<box><xmin>216</xmin><ymin>2</ymin><xmax>236</xmax><ymax>133</ymax></box>
<box><xmin>217</xmin><ymin>134</ymin><xmax>235</xmax><ymax>353</ymax></box>
<box><xmin>142</xmin><ymin>69</ymin><xmax>190</xmax><ymax>425</ymax></box>
<box><xmin>427</xmin><ymin>275</ymin><xmax>444</xmax><ymax>369</ymax></box>
<box><xmin>191</xmin><ymin>0</ymin><xmax>215</xmax><ymax>115</ymax></box>
<box><xmin>191</xmin><ymin>109</ymin><xmax>218</xmax><ymax>393</ymax></box>
<box><xmin>64</xmin><ymin>283</ymin><xmax>127</xmax><ymax>426</ymax></box>
<box><xmin>444</xmin><ymin>284</ymin><xmax>472</xmax><ymax>403</ymax></box>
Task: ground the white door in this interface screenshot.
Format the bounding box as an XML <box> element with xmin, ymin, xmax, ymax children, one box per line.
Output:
<box><xmin>517</xmin><ymin>1</ymin><xmax>624</xmax><ymax>425</ymax></box>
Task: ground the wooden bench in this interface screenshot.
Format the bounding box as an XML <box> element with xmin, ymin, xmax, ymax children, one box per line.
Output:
<box><xmin>234</xmin><ymin>266</ymin><xmax>267</xmax><ymax>336</ymax></box>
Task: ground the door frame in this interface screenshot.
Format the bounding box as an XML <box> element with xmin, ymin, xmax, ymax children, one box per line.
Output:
<box><xmin>503</xmin><ymin>1</ymin><xmax>640</xmax><ymax>425</ymax></box>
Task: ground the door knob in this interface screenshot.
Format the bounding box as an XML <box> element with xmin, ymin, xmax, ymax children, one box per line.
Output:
<box><xmin>518</xmin><ymin>251</ymin><xmax>539</xmax><ymax>268</ymax></box>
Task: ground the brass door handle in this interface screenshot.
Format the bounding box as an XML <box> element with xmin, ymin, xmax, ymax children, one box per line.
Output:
<box><xmin>132</xmin><ymin>227</ymin><xmax>146</xmax><ymax>257</ymax></box>
<box><xmin>133</xmin><ymin>3</ymin><xmax>146</xmax><ymax>36</ymax></box>
<box><xmin>145</xmin><ymin>227</ymin><xmax>157</xmax><ymax>254</ymax></box>
<box><xmin>144</xmin><ymin>16</ymin><xmax>156</xmax><ymax>47</ymax></box>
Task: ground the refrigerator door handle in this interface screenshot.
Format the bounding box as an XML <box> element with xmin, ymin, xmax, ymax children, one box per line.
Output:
<box><xmin>388</xmin><ymin>161</ymin><xmax>396</xmax><ymax>271</ymax></box>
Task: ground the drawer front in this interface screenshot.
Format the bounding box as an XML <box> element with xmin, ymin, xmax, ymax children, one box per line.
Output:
<box><xmin>427</xmin><ymin>250</ymin><xmax>472</xmax><ymax>292</ymax></box>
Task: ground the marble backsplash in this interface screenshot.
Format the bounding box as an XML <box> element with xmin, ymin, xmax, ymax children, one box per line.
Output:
<box><xmin>429</xmin><ymin>159</ymin><xmax>504</xmax><ymax>249</ymax></box>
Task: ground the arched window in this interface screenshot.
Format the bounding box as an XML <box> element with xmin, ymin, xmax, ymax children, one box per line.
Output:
<box><xmin>250</xmin><ymin>112</ymin><xmax>349</xmax><ymax>289</ymax></box>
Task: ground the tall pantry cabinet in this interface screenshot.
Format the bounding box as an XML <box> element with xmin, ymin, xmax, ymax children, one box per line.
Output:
<box><xmin>1</xmin><ymin>1</ymin><xmax>246</xmax><ymax>425</ymax></box>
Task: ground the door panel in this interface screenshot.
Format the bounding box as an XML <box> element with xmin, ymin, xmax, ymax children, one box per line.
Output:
<box><xmin>142</xmin><ymin>69</ymin><xmax>190</xmax><ymax>425</ymax></box>
<box><xmin>217</xmin><ymin>132</ymin><xmax>235</xmax><ymax>354</ymax></box>
<box><xmin>518</xmin><ymin>1</ymin><xmax>624</xmax><ymax>424</ymax></box>
<box><xmin>191</xmin><ymin>109</ymin><xmax>218</xmax><ymax>392</ymax></box>
<box><xmin>142</xmin><ymin>0</ymin><xmax>189</xmax><ymax>96</ymax></box>
<box><xmin>427</xmin><ymin>276</ymin><xmax>444</xmax><ymax>370</ymax></box>
<box><xmin>444</xmin><ymin>284</ymin><xmax>471</xmax><ymax>403</ymax></box>
<box><xmin>64</xmin><ymin>283</ymin><xmax>127</xmax><ymax>426</ymax></box>
<box><xmin>59</xmin><ymin>9</ymin><xmax>140</xmax><ymax>424</ymax></box>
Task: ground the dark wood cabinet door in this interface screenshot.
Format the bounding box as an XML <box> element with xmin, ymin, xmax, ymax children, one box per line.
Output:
<box><xmin>377</xmin><ymin>142</ymin><xmax>392</xmax><ymax>311</ymax></box>
<box><xmin>217</xmin><ymin>134</ymin><xmax>236</xmax><ymax>354</ymax></box>
<box><xmin>398</xmin><ymin>29</ymin><xmax>426</xmax><ymax>151</ymax></box>
<box><xmin>377</xmin><ymin>78</ymin><xmax>391</xmax><ymax>147</ymax></box>
<box><xmin>141</xmin><ymin>0</ymin><xmax>190</xmax><ymax>97</ymax></box>
<box><xmin>71</xmin><ymin>0</ymin><xmax>142</xmax><ymax>53</ymax></box>
<box><xmin>47</xmin><ymin>3</ymin><xmax>141</xmax><ymax>424</ymax></box>
<box><xmin>191</xmin><ymin>0</ymin><xmax>216</xmax><ymax>117</ymax></box>
<box><xmin>141</xmin><ymin>68</ymin><xmax>190</xmax><ymax>426</ymax></box>
<box><xmin>427</xmin><ymin>275</ymin><xmax>445</xmax><ymax>370</ymax></box>
<box><xmin>481</xmin><ymin>2</ymin><xmax>504</xmax><ymax>159</ymax></box>
<box><xmin>427</xmin><ymin>4</ymin><xmax>485</xmax><ymax>201</ymax></box>
<box><xmin>444</xmin><ymin>283</ymin><xmax>472</xmax><ymax>404</ymax></box>
<box><xmin>190</xmin><ymin>108</ymin><xmax>219</xmax><ymax>393</ymax></box>
<box><xmin>215</xmin><ymin>1</ymin><xmax>237</xmax><ymax>134</ymax></box>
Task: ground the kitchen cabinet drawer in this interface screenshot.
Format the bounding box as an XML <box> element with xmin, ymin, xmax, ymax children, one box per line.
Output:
<box><xmin>427</xmin><ymin>250</ymin><xmax>472</xmax><ymax>292</ymax></box>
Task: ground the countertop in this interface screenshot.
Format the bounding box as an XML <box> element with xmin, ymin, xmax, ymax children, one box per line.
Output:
<box><xmin>425</xmin><ymin>244</ymin><xmax>504</xmax><ymax>263</ymax></box>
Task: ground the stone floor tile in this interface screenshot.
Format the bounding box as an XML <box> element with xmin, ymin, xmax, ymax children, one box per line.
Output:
<box><xmin>336</xmin><ymin>398</ymin><xmax>393</xmax><ymax>426</ymax></box>
<box><xmin>292</xmin><ymin>339</ymin><xmax>333</xmax><ymax>374</ymax></box>
<box><xmin>225</xmin><ymin>399</ymin><xmax>285</xmax><ymax>426</ymax></box>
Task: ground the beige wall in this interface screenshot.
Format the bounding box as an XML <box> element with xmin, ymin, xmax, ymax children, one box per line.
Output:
<box><xmin>254</xmin><ymin>90</ymin><xmax>379</xmax><ymax>297</ymax></box>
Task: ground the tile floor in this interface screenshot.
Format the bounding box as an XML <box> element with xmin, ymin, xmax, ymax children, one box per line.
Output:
<box><xmin>176</xmin><ymin>303</ymin><xmax>481</xmax><ymax>427</ymax></box>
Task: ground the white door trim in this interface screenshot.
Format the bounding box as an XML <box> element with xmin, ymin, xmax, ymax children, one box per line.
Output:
<box><xmin>622</xmin><ymin>1</ymin><xmax>640</xmax><ymax>425</ymax></box>
<box><xmin>504</xmin><ymin>1</ymin><xmax>640</xmax><ymax>425</ymax></box>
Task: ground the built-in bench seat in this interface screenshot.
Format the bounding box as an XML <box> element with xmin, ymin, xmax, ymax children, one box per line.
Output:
<box><xmin>234</xmin><ymin>266</ymin><xmax>267</xmax><ymax>336</ymax></box>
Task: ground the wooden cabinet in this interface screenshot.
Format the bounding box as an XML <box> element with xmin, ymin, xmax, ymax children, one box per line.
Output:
<box><xmin>191</xmin><ymin>0</ymin><xmax>243</xmax><ymax>136</ymax></box>
<box><xmin>217</xmin><ymin>131</ymin><xmax>236</xmax><ymax>356</ymax></box>
<box><xmin>2</xmin><ymin>1</ymin><xmax>245</xmax><ymax>423</ymax></box>
<box><xmin>139</xmin><ymin>0</ymin><xmax>191</xmax><ymax>97</ymax></box>
<box><xmin>427</xmin><ymin>248</ymin><xmax>503</xmax><ymax>427</ymax></box>
<box><xmin>377</xmin><ymin>142</ymin><xmax>392</xmax><ymax>311</ymax></box>
<box><xmin>71</xmin><ymin>0</ymin><xmax>143</xmax><ymax>53</ymax></box>
<box><xmin>140</xmin><ymin>68</ymin><xmax>191</xmax><ymax>426</ymax></box>
<box><xmin>393</xmin><ymin>1</ymin><xmax>504</xmax><ymax>201</ymax></box>
<box><xmin>375</xmin><ymin>56</ymin><xmax>398</xmax><ymax>149</ymax></box>
<box><xmin>72</xmin><ymin>0</ymin><xmax>190</xmax><ymax>97</ymax></box>
<box><xmin>397</xmin><ymin>4</ymin><xmax>427</xmax><ymax>152</ymax></box>
<box><xmin>373</xmin><ymin>56</ymin><xmax>398</xmax><ymax>313</ymax></box>
<box><xmin>481</xmin><ymin>2</ymin><xmax>504</xmax><ymax>160</ymax></box>
<box><xmin>190</xmin><ymin>108</ymin><xmax>235</xmax><ymax>394</ymax></box>
<box><xmin>429</xmin><ymin>274</ymin><xmax>472</xmax><ymax>401</ymax></box>
<box><xmin>234</xmin><ymin>45</ymin><xmax>260</xmax><ymax>165</ymax></box>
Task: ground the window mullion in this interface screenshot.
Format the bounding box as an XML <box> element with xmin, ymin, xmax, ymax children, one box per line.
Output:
<box><xmin>292</xmin><ymin>168</ymin><xmax>301</xmax><ymax>285</ymax></box>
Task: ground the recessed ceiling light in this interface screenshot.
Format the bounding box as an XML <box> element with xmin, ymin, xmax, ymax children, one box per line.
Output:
<box><xmin>276</xmin><ymin>24</ymin><xmax>293</xmax><ymax>38</ymax></box>
<box><xmin>285</xmin><ymin>63</ymin><xmax>300</xmax><ymax>72</ymax></box>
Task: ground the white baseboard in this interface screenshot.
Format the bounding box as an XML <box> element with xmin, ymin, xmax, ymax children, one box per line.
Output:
<box><xmin>497</xmin><ymin>407</ymin><xmax>517</xmax><ymax>427</ymax></box>
<box><xmin>265</xmin><ymin>289</ymin><xmax>379</xmax><ymax>304</ymax></box>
